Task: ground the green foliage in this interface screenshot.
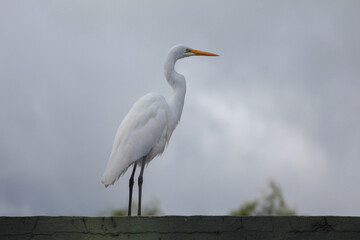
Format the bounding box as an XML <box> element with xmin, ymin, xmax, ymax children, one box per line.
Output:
<box><xmin>143</xmin><ymin>198</ymin><xmax>162</xmax><ymax>216</ymax></box>
<box><xmin>230</xmin><ymin>179</ymin><xmax>296</xmax><ymax>216</ymax></box>
<box><xmin>230</xmin><ymin>200</ymin><xmax>259</xmax><ymax>216</ymax></box>
<box><xmin>111</xmin><ymin>208</ymin><xmax>128</xmax><ymax>216</ymax></box>
<box><xmin>111</xmin><ymin>197</ymin><xmax>162</xmax><ymax>216</ymax></box>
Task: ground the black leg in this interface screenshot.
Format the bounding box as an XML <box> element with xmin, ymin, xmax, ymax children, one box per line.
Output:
<box><xmin>128</xmin><ymin>163</ymin><xmax>137</xmax><ymax>216</ymax></box>
<box><xmin>138</xmin><ymin>158</ymin><xmax>146</xmax><ymax>216</ymax></box>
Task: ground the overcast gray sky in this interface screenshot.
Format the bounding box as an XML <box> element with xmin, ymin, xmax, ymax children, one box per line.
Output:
<box><xmin>1</xmin><ymin>1</ymin><xmax>360</xmax><ymax>216</ymax></box>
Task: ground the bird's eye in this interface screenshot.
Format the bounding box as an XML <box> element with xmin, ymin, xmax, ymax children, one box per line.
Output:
<box><xmin>185</xmin><ymin>48</ymin><xmax>192</xmax><ymax>53</ymax></box>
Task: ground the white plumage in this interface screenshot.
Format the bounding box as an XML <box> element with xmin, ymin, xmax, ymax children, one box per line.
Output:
<box><xmin>101</xmin><ymin>93</ymin><xmax>170</xmax><ymax>187</ymax></box>
<box><xmin>101</xmin><ymin>44</ymin><xmax>218</xmax><ymax>216</ymax></box>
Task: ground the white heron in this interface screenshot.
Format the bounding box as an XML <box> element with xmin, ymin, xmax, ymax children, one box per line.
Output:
<box><xmin>101</xmin><ymin>44</ymin><xmax>218</xmax><ymax>216</ymax></box>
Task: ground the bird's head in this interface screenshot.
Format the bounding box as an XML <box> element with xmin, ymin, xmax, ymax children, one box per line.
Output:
<box><xmin>168</xmin><ymin>44</ymin><xmax>219</xmax><ymax>60</ymax></box>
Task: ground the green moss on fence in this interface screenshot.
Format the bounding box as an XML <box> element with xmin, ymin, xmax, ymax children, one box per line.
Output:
<box><xmin>1</xmin><ymin>216</ymin><xmax>360</xmax><ymax>240</ymax></box>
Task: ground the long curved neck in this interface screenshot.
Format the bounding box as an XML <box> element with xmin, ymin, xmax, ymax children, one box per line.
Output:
<box><xmin>164</xmin><ymin>55</ymin><xmax>186</xmax><ymax>129</ymax></box>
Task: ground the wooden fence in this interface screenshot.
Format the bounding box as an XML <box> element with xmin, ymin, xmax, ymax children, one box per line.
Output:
<box><xmin>1</xmin><ymin>216</ymin><xmax>360</xmax><ymax>239</ymax></box>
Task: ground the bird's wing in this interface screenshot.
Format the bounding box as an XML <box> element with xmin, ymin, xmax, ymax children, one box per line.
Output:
<box><xmin>101</xmin><ymin>93</ymin><xmax>169</xmax><ymax>187</ymax></box>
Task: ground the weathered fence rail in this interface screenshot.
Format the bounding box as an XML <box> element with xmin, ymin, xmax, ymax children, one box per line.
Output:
<box><xmin>1</xmin><ymin>216</ymin><xmax>359</xmax><ymax>240</ymax></box>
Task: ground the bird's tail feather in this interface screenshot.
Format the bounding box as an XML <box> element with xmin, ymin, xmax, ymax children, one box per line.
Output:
<box><xmin>101</xmin><ymin>152</ymin><xmax>132</xmax><ymax>187</ymax></box>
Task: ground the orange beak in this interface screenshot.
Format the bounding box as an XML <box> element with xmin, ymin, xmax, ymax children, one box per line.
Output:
<box><xmin>189</xmin><ymin>49</ymin><xmax>219</xmax><ymax>56</ymax></box>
